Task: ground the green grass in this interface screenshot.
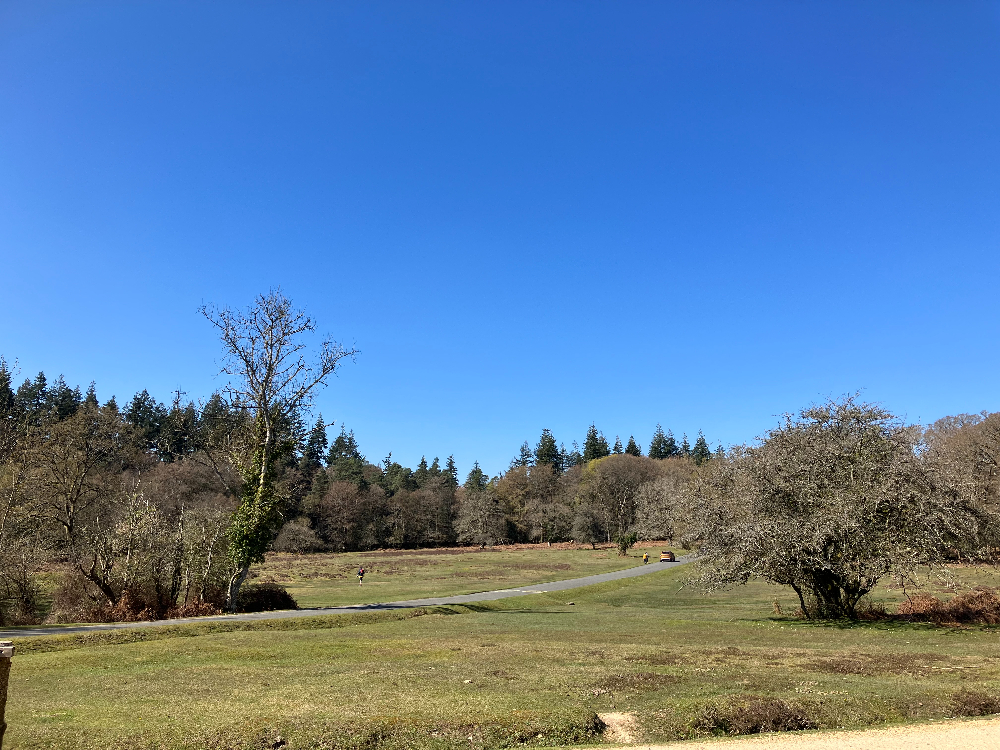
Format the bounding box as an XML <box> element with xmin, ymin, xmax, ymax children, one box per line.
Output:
<box><xmin>250</xmin><ymin>545</ymin><xmax>643</xmax><ymax>607</ymax></box>
<box><xmin>8</xmin><ymin>560</ymin><xmax>1000</xmax><ymax>749</ymax></box>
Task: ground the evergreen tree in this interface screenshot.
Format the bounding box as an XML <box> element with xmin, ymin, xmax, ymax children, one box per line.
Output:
<box><xmin>380</xmin><ymin>454</ymin><xmax>416</xmax><ymax>495</ymax></box>
<box><xmin>126</xmin><ymin>389</ymin><xmax>167</xmax><ymax>453</ymax></box>
<box><xmin>583</xmin><ymin>424</ymin><xmax>610</xmax><ymax>461</ymax></box>
<box><xmin>564</xmin><ymin>440</ymin><xmax>583</xmax><ymax>467</ymax></box>
<box><xmin>510</xmin><ymin>441</ymin><xmax>533</xmax><ymax>470</ymax></box>
<box><xmin>625</xmin><ymin>435</ymin><xmax>642</xmax><ymax>457</ymax></box>
<box><xmin>327</xmin><ymin>427</ymin><xmax>367</xmax><ymax>488</ymax></box>
<box><xmin>299</xmin><ymin>415</ymin><xmax>328</xmax><ymax>474</ymax></box>
<box><xmin>444</xmin><ymin>455</ymin><xmax>459</xmax><ymax>488</ymax></box>
<box><xmin>663</xmin><ymin>429</ymin><xmax>679</xmax><ymax>457</ymax></box>
<box><xmin>83</xmin><ymin>382</ymin><xmax>99</xmax><ymax>409</ymax></box>
<box><xmin>464</xmin><ymin>461</ymin><xmax>489</xmax><ymax>492</ymax></box>
<box><xmin>104</xmin><ymin>395</ymin><xmax>119</xmax><ymax>415</ymax></box>
<box><xmin>680</xmin><ymin>433</ymin><xmax>691</xmax><ymax>457</ymax></box>
<box><xmin>0</xmin><ymin>359</ymin><xmax>14</xmax><ymax>416</ymax></box>
<box><xmin>414</xmin><ymin>456</ymin><xmax>430</xmax><ymax>486</ymax></box>
<box><xmin>535</xmin><ymin>429</ymin><xmax>562</xmax><ymax>472</ymax></box>
<box><xmin>612</xmin><ymin>436</ymin><xmax>624</xmax><ymax>454</ymax></box>
<box><xmin>15</xmin><ymin>372</ymin><xmax>47</xmax><ymax>423</ymax></box>
<box><xmin>429</xmin><ymin>456</ymin><xmax>442</xmax><ymax>476</ymax></box>
<box><xmin>46</xmin><ymin>375</ymin><xmax>81</xmax><ymax>419</ymax></box>
<box><xmin>692</xmin><ymin>431</ymin><xmax>712</xmax><ymax>465</ymax></box>
<box><xmin>648</xmin><ymin>424</ymin><xmax>668</xmax><ymax>459</ymax></box>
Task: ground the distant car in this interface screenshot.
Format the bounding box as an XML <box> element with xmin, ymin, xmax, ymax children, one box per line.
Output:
<box><xmin>660</xmin><ymin>551</ymin><xmax>676</xmax><ymax>562</ymax></box>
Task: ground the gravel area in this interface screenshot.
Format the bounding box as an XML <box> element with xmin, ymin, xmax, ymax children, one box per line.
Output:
<box><xmin>615</xmin><ymin>716</ymin><xmax>1000</xmax><ymax>750</ymax></box>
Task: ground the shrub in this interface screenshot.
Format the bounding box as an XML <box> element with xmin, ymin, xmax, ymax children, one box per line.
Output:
<box><xmin>897</xmin><ymin>588</ymin><xmax>1000</xmax><ymax>625</ymax></box>
<box><xmin>692</xmin><ymin>696</ymin><xmax>816</xmax><ymax>735</ymax></box>
<box><xmin>272</xmin><ymin>517</ymin><xmax>326</xmax><ymax>553</ymax></box>
<box><xmin>236</xmin><ymin>583</ymin><xmax>298</xmax><ymax>613</ymax></box>
<box><xmin>952</xmin><ymin>690</ymin><xmax>1000</xmax><ymax>717</ymax></box>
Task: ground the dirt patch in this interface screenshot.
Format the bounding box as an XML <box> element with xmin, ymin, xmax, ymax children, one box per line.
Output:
<box><xmin>626</xmin><ymin>651</ymin><xmax>682</xmax><ymax>666</ymax></box>
<box><xmin>595</xmin><ymin>672</ymin><xmax>678</xmax><ymax>692</ymax></box>
<box><xmin>600</xmin><ymin>712</ymin><xmax>638</xmax><ymax>744</ymax></box>
<box><xmin>806</xmin><ymin>652</ymin><xmax>945</xmax><ymax>676</ymax></box>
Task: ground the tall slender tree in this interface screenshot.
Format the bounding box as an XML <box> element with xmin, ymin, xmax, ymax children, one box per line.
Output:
<box><xmin>625</xmin><ymin>436</ymin><xmax>642</xmax><ymax>457</ymax></box>
<box><xmin>692</xmin><ymin>431</ymin><xmax>712</xmax><ymax>465</ymax></box>
<box><xmin>612</xmin><ymin>436</ymin><xmax>624</xmax><ymax>454</ymax></box>
<box><xmin>201</xmin><ymin>289</ymin><xmax>357</xmax><ymax>611</ymax></box>
<box><xmin>535</xmin><ymin>429</ymin><xmax>562</xmax><ymax>472</ymax></box>
<box><xmin>583</xmin><ymin>424</ymin><xmax>610</xmax><ymax>461</ymax></box>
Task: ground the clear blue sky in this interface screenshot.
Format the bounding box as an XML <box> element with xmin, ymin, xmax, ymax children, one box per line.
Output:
<box><xmin>2</xmin><ymin>2</ymin><xmax>999</xmax><ymax>476</ymax></box>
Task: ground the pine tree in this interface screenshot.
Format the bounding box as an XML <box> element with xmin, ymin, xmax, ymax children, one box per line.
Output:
<box><xmin>444</xmin><ymin>455</ymin><xmax>459</xmax><ymax>488</ymax></box>
<box><xmin>680</xmin><ymin>433</ymin><xmax>691</xmax><ymax>457</ymax></box>
<box><xmin>83</xmin><ymin>382</ymin><xmax>99</xmax><ymax>409</ymax></box>
<box><xmin>625</xmin><ymin>435</ymin><xmax>642</xmax><ymax>457</ymax></box>
<box><xmin>510</xmin><ymin>441</ymin><xmax>533</xmax><ymax>470</ymax></box>
<box><xmin>648</xmin><ymin>424</ymin><xmax>667</xmax><ymax>459</ymax></box>
<box><xmin>299</xmin><ymin>415</ymin><xmax>328</xmax><ymax>474</ymax></box>
<box><xmin>663</xmin><ymin>429</ymin><xmax>679</xmax><ymax>457</ymax></box>
<box><xmin>15</xmin><ymin>372</ymin><xmax>47</xmax><ymax>423</ymax></box>
<box><xmin>692</xmin><ymin>431</ymin><xmax>712</xmax><ymax>465</ymax></box>
<box><xmin>0</xmin><ymin>359</ymin><xmax>15</xmax><ymax>416</ymax></box>
<box><xmin>535</xmin><ymin>429</ymin><xmax>562</xmax><ymax>472</ymax></box>
<box><xmin>464</xmin><ymin>461</ymin><xmax>488</xmax><ymax>492</ymax></box>
<box><xmin>565</xmin><ymin>440</ymin><xmax>583</xmax><ymax>467</ymax></box>
<box><xmin>126</xmin><ymin>390</ymin><xmax>167</xmax><ymax>453</ymax></box>
<box><xmin>414</xmin><ymin>456</ymin><xmax>430</xmax><ymax>486</ymax></box>
<box><xmin>612</xmin><ymin>436</ymin><xmax>624</xmax><ymax>454</ymax></box>
<box><xmin>328</xmin><ymin>427</ymin><xmax>367</xmax><ymax>488</ymax></box>
<box><xmin>583</xmin><ymin>424</ymin><xmax>611</xmax><ymax>461</ymax></box>
<box><xmin>430</xmin><ymin>457</ymin><xmax>442</xmax><ymax>476</ymax></box>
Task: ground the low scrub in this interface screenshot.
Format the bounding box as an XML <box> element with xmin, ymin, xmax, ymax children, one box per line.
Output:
<box><xmin>235</xmin><ymin>583</ymin><xmax>298</xmax><ymax>612</ymax></box>
<box><xmin>691</xmin><ymin>696</ymin><xmax>816</xmax><ymax>736</ymax></box>
<box><xmin>896</xmin><ymin>588</ymin><xmax>1000</xmax><ymax>625</ymax></box>
<box><xmin>952</xmin><ymin>689</ymin><xmax>1000</xmax><ymax>717</ymax></box>
<box><xmin>191</xmin><ymin>712</ymin><xmax>607</xmax><ymax>750</ymax></box>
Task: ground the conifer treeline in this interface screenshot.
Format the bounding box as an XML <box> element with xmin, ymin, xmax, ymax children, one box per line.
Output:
<box><xmin>0</xmin><ymin>361</ymin><xmax>717</xmax><ymax>623</ymax></box>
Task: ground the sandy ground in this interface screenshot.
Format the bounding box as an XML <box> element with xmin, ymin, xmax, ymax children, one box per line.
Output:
<box><xmin>604</xmin><ymin>716</ymin><xmax>1000</xmax><ymax>749</ymax></box>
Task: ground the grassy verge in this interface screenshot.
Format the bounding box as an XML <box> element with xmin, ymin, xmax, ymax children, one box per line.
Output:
<box><xmin>250</xmin><ymin>544</ymin><xmax>644</xmax><ymax>608</ymax></box>
<box><xmin>8</xmin><ymin>564</ymin><xmax>1000</xmax><ymax>749</ymax></box>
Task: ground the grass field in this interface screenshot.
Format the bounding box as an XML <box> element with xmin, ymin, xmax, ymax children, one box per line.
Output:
<box><xmin>250</xmin><ymin>544</ymin><xmax>643</xmax><ymax>607</ymax></box>
<box><xmin>9</xmin><ymin>551</ymin><xmax>1000</xmax><ymax>750</ymax></box>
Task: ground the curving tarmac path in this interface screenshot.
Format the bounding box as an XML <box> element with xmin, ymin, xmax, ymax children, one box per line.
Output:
<box><xmin>0</xmin><ymin>556</ymin><xmax>690</xmax><ymax>639</ymax></box>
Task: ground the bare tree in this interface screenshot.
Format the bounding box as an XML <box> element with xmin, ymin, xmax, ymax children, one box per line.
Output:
<box><xmin>200</xmin><ymin>290</ymin><xmax>357</xmax><ymax>610</ymax></box>
<box><xmin>693</xmin><ymin>396</ymin><xmax>990</xmax><ymax>619</ymax></box>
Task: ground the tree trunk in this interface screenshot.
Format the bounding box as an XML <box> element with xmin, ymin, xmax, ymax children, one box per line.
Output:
<box><xmin>226</xmin><ymin>565</ymin><xmax>249</xmax><ymax>613</ymax></box>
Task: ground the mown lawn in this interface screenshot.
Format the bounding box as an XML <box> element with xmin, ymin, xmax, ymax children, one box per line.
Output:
<box><xmin>8</xmin><ymin>563</ymin><xmax>1000</xmax><ymax>749</ymax></box>
<box><xmin>250</xmin><ymin>544</ymin><xmax>645</xmax><ymax>607</ymax></box>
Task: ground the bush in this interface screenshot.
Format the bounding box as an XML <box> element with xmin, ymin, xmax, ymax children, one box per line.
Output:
<box><xmin>272</xmin><ymin>517</ymin><xmax>326</xmax><ymax>553</ymax></box>
<box><xmin>692</xmin><ymin>696</ymin><xmax>816</xmax><ymax>736</ymax></box>
<box><xmin>952</xmin><ymin>690</ymin><xmax>1000</xmax><ymax>717</ymax></box>
<box><xmin>896</xmin><ymin>588</ymin><xmax>1000</xmax><ymax>625</ymax></box>
<box><xmin>236</xmin><ymin>583</ymin><xmax>298</xmax><ymax>613</ymax></box>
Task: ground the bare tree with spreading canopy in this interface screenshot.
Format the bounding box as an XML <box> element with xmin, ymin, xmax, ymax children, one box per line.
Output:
<box><xmin>201</xmin><ymin>290</ymin><xmax>357</xmax><ymax>611</ymax></box>
<box><xmin>692</xmin><ymin>396</ymin><xmax>990</xmax><ymax>619</ymax></box>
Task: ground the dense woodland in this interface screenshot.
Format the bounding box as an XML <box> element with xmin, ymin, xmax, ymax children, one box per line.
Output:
<box><xmin>0</xmin><ymin>359</ymin><xmax>722</xmax><ymax>624</ymax></box>
<box><xmin>1</xmin><ymin>297</ymin><xmax>998</xmax><ymax>626</ymax></box>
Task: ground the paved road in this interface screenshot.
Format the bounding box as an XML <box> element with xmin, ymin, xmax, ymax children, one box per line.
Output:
<box><xmin>0</xmin><ymin>557</ymin><xmax>689</xmax><ymax>639</ymax></box>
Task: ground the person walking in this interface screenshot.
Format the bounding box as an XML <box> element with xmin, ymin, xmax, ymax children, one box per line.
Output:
<box><xmin>358</xmin><ymin>566</ymin><xmax>365</xmax><ymax>585</ymax></box>
<box><xmin>642</xmin><ymin>552</ymin><xmax>649</xmax><ymax>564</ymax></box>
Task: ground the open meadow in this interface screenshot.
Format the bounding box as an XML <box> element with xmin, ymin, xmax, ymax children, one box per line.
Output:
<box><xmin>251</xmin><ymin>544</ymin><xmax>644</xmax><ymax>608</ymax></box>
<box><xmin>8</xmin><ymin>550</ymin><xmax>1000</xmax><ymax>750</ymax></box>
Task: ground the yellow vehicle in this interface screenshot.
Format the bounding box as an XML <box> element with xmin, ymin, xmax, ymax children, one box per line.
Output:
<box><xmin>660</xmin><ymin>550</ymin><xmax>676</xmax><ymax>562</ymax></box>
